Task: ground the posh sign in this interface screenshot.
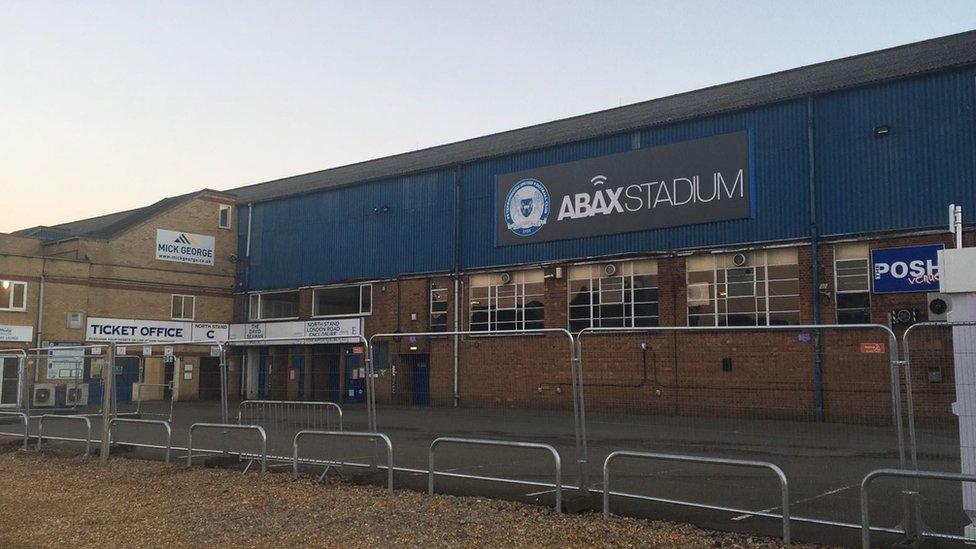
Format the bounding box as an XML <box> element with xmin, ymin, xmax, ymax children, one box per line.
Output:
<box><xmin>871</xmin><ymin>244</ymin><xmax>943</xmax><ymax>294</ymax></box>
<box><xmin>495</xmin><ymin>131</ymin><xmax>752</xmax><ymax>246</ymax></box>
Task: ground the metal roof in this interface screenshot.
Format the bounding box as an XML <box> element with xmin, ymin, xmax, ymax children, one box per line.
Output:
<box><xmin>229</xmin><ymin>29</ymin><xmax>976</xmax><ymax>204</ymax></box>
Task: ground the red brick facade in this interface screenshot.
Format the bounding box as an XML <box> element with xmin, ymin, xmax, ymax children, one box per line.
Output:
<box><xmin>243</xmin><ymin>230</ymin><xmax>970</xmax><ymax>427</ymax></box>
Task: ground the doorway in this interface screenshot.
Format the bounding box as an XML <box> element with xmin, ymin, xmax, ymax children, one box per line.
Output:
<box><xmin>0</xmin><ymin>356</ymin><xmax>20</xmax><ymax>407</ymax></box>
<box><xmin>198</xmin><ymin>357</ymin><xmax>221</xmax><ymax>400</ymax></box>
<box><xmin>404</xmin><ymin>354</ymin><xmax>430</xmax><ymax>406</ymax></box>
<box><xmin>311</xmin><ymin>348</ymin><xmax>340</xmax><ymax>403</ymax></box>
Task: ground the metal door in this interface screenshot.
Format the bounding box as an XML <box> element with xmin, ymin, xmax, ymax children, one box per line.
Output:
<box><xmin>411</xmin><ymin>357</ymin><xmax>430</xmax><ymax>406</ymax></box>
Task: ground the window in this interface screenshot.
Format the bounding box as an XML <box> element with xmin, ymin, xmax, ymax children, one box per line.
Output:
<box><xmin>568</xmin><ymin>260</ymin><xmax>658</xmax><ymax>332</ymax></box>
<box><xmin>430</xmin><ymin>280</ymin><xmax>449</xmax><ymax>332</ymax></box>
<box><xmin>834</xmin><ymin>243</ymin><xmax>871</xmax><ymax>324</ymax></box>
<box><xmin>687</xmin><ymin>249</ymin><xmax>800</xmax><ymax>326</ymax></box>
<box><xmin>0</xmin><ymin>280</ymin><xmax>27</xmax><ymax>312</ymax></box>
<box><xmin>313</xmin><ymin>284</ymin><xmax>371</xmax><ymax>317</ymax></box>
<box><xmin>248</xmin><ymin>290</ymin><xmax>300</xmax><ymax>320</ymax></box>
<box><xmin>218</xmin><ymin>204</ymin><xmax>232</xmax><ymax>229</ymax></box>
<box><xmin>171</xmin><ymin>294</ymin><xmax>195</xmax><ymax>320</ymax></box>
<box><xmin>469</xmin><ymin>270</ymin><xmax>544</xmax><ymax>332</ymax></box>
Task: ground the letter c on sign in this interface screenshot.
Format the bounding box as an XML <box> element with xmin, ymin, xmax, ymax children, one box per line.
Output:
<box><xmin>207</xmin><ymin>330</ymin><xmax>215</xmax><ymax>339</ymax></box>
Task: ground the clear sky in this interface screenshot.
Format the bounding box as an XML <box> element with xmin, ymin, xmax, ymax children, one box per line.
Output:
<box><xmin>2</xmin><ymin>1</ymin><xmax>975</xmax><ymax>232</ymax></box>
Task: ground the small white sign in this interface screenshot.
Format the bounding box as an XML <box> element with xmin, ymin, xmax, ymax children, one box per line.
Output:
<box><xmin>210</xmin><ymin>346</ymin><xmax>221</xmax><ymax>357</ymax></box>
<box><xmin>183</xmin><ymin>372</ymin><xmax>193</xmax><ymax>380</ymax></box>
<box><xmin>142</xmin><ymin>346</ymin><xmax>153</xmax><ymax>356</ymax></box>
<box><xmin>183</xmin><ymin>364</ymin><xmax>193</xmax><ymax>372</ymax></box>
<box><xmin>155</xmin><ymin>229</ymin><xmax>215</xmax><ymax>266</ymax></box>
<box><xmin>90</xmin><ymin>346</ymin><xmax>102</xmax><ymax>356</ymax></box>
<box><xmin>116</xmin><ymin>346</ymin><xmax>127</xmax><ymax>355</ymax></box>
<box><xmin>163</xmin><ymin>346</ymin><xmax>174</xmax><ymax>357</ymax></box>
<box><xmin>0</xmin><ymin>324</ymin><xmax>33</xmax><ymax>342</ymax></box>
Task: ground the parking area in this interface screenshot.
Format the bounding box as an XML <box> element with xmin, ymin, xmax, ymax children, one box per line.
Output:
<box><xmin>0</xmin><ymin>400</ymin><xmax>965</xmax><ymax>548</ymax></box>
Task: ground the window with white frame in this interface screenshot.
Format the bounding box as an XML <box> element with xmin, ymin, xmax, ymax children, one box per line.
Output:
<box><xmin>469</xmin><ymin>270</ymin><xmax>544</xmax><ymax>332</ymax></box>
<box><xmin>430</xmin><ymin>280</ymin><xmax>449</xmax><ymax>331</ymax></box>
<box><xmin>0</xmin><ymin>280</ymin><xmax>27</xmax><ymax>311</ymax></box>
<box><xmin>218</xmin><ymin>204</ymin><xmax>232</xmax><ymax>229</ymax></box>
<box><xmin>834</xmin><ymin>243</ymin><xmax>871</xmax><ymax>324</ymax></box>
<box><xmin>313</xmin><ymin>284</ymin><xmax>371</xmax><ymax>317</ymax></box>
<box><xmin>248</xmin><ymin>290</ymin><xmax>300</xmax><ymax>321</ymax></box>
<box><xmin>568</xmin><ymin>260</ymin><xmax>658</xmax><ymax>332</ymax></box>
<box><xmin>686</xmin><ymin>249</ymin><xmax>800</xmax><ymax>326</ymax></box>
<box><xmin>171</xmin><ymin>294</ymin><xmax>195</xmax><ymax>320</ymax></box>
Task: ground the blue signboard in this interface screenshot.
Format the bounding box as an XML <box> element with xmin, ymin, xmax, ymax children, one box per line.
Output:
<box><xmin>870</xmin><ymin>244</ymin><xmax>943</xmax><ymax>294</ymax></box>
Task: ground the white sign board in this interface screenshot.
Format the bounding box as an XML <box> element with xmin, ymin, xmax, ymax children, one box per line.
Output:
<box><xmin>86</xmin><ymin>317</ymin><xmax>229</xmax><ymax>344</ymax></box>
<box><xmin>45</xmin><ymin>343</ymin><xmax>84</xmax><ymax>380</ymax></box>
<box><xmin>228</xmin><ymin>318</ymin><xmax>362</xmax><ymax>346</ymax></box>
<box><xmin>0</xmin><ymin>324</ymin><xmax>33</xmax><ymax>342</ymax></box>
<box><xmin>155</xmin><ymin>229</ymin><xmax>215</xmax><ymax>266</ymax></box>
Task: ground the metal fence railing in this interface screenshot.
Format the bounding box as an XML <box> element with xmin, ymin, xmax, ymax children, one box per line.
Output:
<box><xmin>10</xmin><ymin>322</ymin><xmax>976</xmax><ymax>547</ymax></box>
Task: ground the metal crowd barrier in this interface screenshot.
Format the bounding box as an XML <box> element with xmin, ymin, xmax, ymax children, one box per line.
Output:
<box><xmin>603</xmin><ymin>450</ymin><xmax>791</xmax><ymax>545</ymax></box>
<box><xmin>861</xmin><ymin>468</ymin><xmax>976</xmax><ymax>549</ymax></box>
<box><xmin>108</xmin><ymin>418</ymin><xmax>173</xmax><ymax>463</ymax></box>
<box><xmin>38</xmin><ymin>414</ymin><xmax>93</xmax><ymax>457</ymax></box>
<box><xmin>187</xmin><ymin>422</ymin><xmax>267</xmax><ymax>473</ymax></box>
<box><xmin>429</xmin><ymin>437</ymin><xmax>562</xmax><ymax>513</ymax></box>
<box><xmin>239</xmin><ymin>400</ymin><xmax>343</xmax><ymax>431</ymax></box>
<box><xmin>293</xmin><ymin>430</ymin><xmax>393</xmax><ymax>491</ymax></box>
<box><xmin>0</xmin><ymin>411</ymin><xmax>29</xmax><ymax>449</ymax></box>
<box><xmin>133</xmin><ymin>383</ymin><xmax>176</xmax><ymax>422</ymax></box>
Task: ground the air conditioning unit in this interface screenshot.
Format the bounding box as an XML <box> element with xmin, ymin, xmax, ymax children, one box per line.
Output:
<box><xmin>603</xmin><ymin>263</ymin><xmax>617</xmax><ymax>277</ymax></box>
<box><xmin>927</xmin><ymin>292</ymin><xmax>951</xmax><ymax>322</ymax></box>
<box><xmin>33</xmin><ymin>384</ymin><xmax>56</xmax><ymax>407</ymax></box>
<box><xmin>891</xmin><ymin>308</ymin><xmax>918</xmax><ymax>326</ymax></box>
<box><xmin>65</xmin><ymin>384</ymin><xmax>89</xmax><ymax>407</ymax></box>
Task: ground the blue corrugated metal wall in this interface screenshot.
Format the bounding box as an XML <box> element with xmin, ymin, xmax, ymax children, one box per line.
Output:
<box><xmin>460</xmin><ymin>100</ymin><xmax>808</xmax><ymax>269</ymax></box>
<box><xmin>246</xmin><ymin>171</ymin><xmax>455</xmax><ymax>290</ymax></box>
<box><xmin>244</xmin><ymin>65</ymin><xmax>976</xmax><ymax>290</ymax></box>
<box><xmin>815</xmin><ymin>66</ymin><xmax>976</xmax><ymax>235</ymax></box>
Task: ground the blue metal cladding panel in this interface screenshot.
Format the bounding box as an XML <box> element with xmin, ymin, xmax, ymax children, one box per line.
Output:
<box><xmin>459</xmin><ymin>100</ymin><xmax>809</xmax><ymax>269</ymax></box>
<box><xmin>815</xmin><ymin>67</ymin><xmax>976</xmax><ymax>235</ymax></box>
<box><xmin>246</xmin><ymin>170</ymin><xmax>455</xmax><ymax>290</ymax></box>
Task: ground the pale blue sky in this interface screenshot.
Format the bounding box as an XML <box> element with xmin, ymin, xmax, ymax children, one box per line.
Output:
<box><xmin>2</xmin><ymin>1</ymin><xmax>975</xmax><ymax>232</ymax></box>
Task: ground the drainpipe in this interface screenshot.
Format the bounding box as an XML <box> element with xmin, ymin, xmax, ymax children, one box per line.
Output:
<box><xmin>808</xmin><ymin>96</ymin><xmax>825</xmax><ymax>422</ymax></box>
<box><xmin>242</xmin><ymin>203</ymin><xmax>254</xmax><ymax>397</ymax></box>
<box><xmin>33</xmin><ymin>259</ymin><xmax>46</xmax><ymax>392</ymax></box>
<box><xmin>452</xmin><ymin>166</ymin><xmax>461</xmax><ymax>407</ymax></box>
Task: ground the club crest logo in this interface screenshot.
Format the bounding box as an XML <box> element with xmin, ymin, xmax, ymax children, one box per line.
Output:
<box><xmin>504</xmin><ymin>178</ymin><xmax>550</xmax><ymax>237</ymax></box>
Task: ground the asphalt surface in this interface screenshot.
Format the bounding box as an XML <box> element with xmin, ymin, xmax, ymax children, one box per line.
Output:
<box><xmin>0</xmin><ymin>400</ymin><xmax>967</xmax><ymax>548</ymax></box>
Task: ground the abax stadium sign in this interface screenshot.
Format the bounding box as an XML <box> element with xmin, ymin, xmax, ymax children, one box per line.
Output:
<box><xmin>495</xmin><ymin>131</ymin><xmax>753</xmax><ymax>246</ymax></box>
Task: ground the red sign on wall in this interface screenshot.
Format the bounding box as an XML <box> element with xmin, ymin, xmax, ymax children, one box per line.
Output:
<box><xmin>859</xmin><ymin>342</ymin><xmax>886</xmax><ymax>354</ymax></box>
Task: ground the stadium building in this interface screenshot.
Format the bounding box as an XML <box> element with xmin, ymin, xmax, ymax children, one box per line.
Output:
<box><xmin>3</xmin><ymin>31</ymin><xmax>975</xmax><ymax>422</ymax></box>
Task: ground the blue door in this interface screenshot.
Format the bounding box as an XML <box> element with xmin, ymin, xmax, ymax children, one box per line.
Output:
<box><xmin>343</xmin><ymin>349</ymin><xmax>365</xmax><ymax>404</ymax></box>
<box><xmin>258</xmin><ymin>351</ymin><xmax>271</xmax><ymax>399</ymax></box>
<box><xmin>411</xmin><ymin>357</ymin><xmax>430</xmax><ymax>406</ymax></box>
<box><xmin>292</xmin><ymin>354</ymin><xmax>305</xmax><ymax>400</ymax></box>
<box><xmin>115</xmin><ymin>357</ymin><xmax>140</xmax><ymax>403</ymax></box>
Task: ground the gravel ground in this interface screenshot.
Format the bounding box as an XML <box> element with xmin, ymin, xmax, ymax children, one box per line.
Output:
<box><xmin>0</xmin><ymin>447</ymin><xmax>829</xmax><ymax>548</ymax></box>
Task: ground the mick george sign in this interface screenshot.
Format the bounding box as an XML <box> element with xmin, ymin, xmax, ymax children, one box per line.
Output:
<box><xmin>155</xmin><ymin>229</ymin><xmax>215</xmax><ymax>266</ymax></box>
<box><xmin>495</xmin><ymin>131</ymin><xmax>752</xmax><ymax>246</ymax></box>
